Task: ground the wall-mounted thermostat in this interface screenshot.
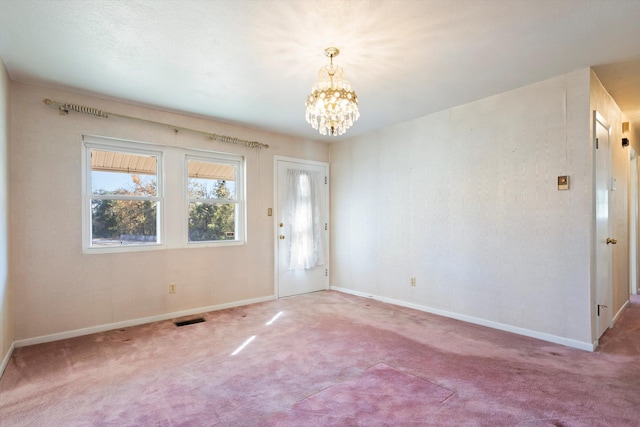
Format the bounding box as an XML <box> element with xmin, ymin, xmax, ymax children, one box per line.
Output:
<box><xmin>558</xmin><ymin>176</ymin><xmax>569</xmax><ymax>190</ymax></box>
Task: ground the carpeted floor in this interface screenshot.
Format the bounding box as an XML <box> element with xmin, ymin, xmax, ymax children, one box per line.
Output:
<box><xmin>1</xmin><ymin>291</ymin><xmax>639</xmax><ymax>426</ymax></box>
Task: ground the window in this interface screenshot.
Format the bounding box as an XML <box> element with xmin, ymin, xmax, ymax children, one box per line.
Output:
<box><xmin>85</xmin><ymin>144</ymin><xmax>162</xmax><ymax>249</ymax></box>
<box><xmin>186</xmin><ymin>156</ymin><xmax>244</xmax><ymax>243</ymax></box>
<box><xmin>83</xmin><ymin>135</ymin><xmax>245</xmax><ymax>252</ymax></box>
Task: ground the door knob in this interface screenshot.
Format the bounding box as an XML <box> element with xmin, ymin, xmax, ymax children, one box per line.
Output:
<box><xmin>606</xmin><ymin>238</ymin><xmax>617</xmax><ymax>245</ymax></box>
<box><xmin>279</xmin><ymin>235</ymin><xmax>285</xmax><ymax>240</ymax></box>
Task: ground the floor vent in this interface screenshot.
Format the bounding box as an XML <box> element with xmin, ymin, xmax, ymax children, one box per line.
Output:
<box><xmin>174</xmin><ymin>317</ymin><xmax>205</xmax><ymax>327</ymax></box>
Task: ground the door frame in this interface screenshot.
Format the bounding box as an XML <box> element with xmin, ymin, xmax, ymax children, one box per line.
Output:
<box><xmin>273</xmin><ymin>155</ymin><xmax>330</xmax><ymax>298</ymax></box>
<box><xmin>593</xmin><ymin>110</ymin><xmax>613</xmax><ymax>342</ymax></box>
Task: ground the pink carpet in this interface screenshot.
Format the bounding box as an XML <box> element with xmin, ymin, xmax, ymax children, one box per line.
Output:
<box><xmin>291</xmin><ymin>362</ymin><xmax>453</xmax><ymax>422</ymax></box>
<box><xmin>1</xmin><ymin>291</ymin><xmax>639</xmax><ymax>426</ymax></box>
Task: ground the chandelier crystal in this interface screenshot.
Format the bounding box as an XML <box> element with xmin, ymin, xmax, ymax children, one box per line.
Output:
<box><xmin>305</xmin><ymin>47</ymin><xmax>359</xmax><ymax>136</ymax></box>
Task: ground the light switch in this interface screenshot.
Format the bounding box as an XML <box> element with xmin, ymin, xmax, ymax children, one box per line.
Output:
<box><xmin>557</xmin><ymin>176</ymin><xmax>569</xmax><ymax>191</ymax></box>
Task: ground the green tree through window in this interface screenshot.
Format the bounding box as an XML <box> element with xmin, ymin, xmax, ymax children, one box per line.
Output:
<box><xmin>188</xmin><ymin>179</ymin><xmax>236</xmax><ymax>241</ymax></box>
<box><xmin>91</xmin><ymin>175</ymin><xmax>158</xmax><ymax>244</ymax></box>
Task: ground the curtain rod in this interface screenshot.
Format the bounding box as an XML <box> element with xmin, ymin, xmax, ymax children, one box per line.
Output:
<box><xmin>43</xmin><ymin>98</ymin><xmax>269</xmax><ymax>149</ymax></box>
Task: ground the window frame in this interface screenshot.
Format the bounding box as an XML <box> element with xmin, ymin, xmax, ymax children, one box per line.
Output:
<box><xmin>82</xmin><ymin>135</ymin><xmax>246</xmax><ymax>254</ymax></box>
<box><xmin>82</xmin><ymin>136</ymin><xmax>165</xmax><ymax>253</ymax></box>
<box><xmin>184</xmin><ymin>152</ymin><xmax>246</xmax><ymax>247</ymax></box>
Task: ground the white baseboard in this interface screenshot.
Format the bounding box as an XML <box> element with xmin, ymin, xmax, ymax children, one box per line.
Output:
<box><xmin>612</xmin><ymin>299</ymin><xmax>630</xmax><ymax>326</ymax></box>
<box><xmin>330</xmin><ymin>286</ymin><xmax>595</xmax><ymax>352</ymax></box>
<box><xmin>14</xmin><ymin>295</ymin><xmax>276</xmax><ymax>348</ymax></box>
<box><xmin>0</xmin><ymin>341</ymin><xmax>15</xmax><ymax>378</ymax></box>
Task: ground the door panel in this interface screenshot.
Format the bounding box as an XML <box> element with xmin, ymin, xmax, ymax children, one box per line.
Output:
<box><xmin>595</xmin><ymin>113</ymin><xmax>612</xmax><ymax>339</ymax></box>
<box><xmin>630</xmin><ymin>151</ymin><xmax>639</xmax><ymax>296</ymax></box>
<box><xmin>275</xmin><ymin>158</ymin><xmax>329</xmax><ymax>298</ymax></box>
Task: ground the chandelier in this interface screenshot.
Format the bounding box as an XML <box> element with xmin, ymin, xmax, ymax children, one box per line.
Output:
<box><xmin>305</xmin><ymin>47</ymin><xmax>359</xmax><ymax>136</ymax></box>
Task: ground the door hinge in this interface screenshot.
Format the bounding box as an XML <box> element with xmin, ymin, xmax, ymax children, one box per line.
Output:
<box><xmin>597</xmin><ymin>304</ymin><xmax>607</xmax><ymax>316</ymax></box>
<box><xmin>325</xmin><ymin>223</ymin><xmax>328</xmax><ymax>231</ymax></box>
<box><xmin>325</xmin><ymin>176</ymin><xmax>328</xmax><ymax>185</ymax></box>
<box><xmin>596</xmin><ymin>138</ymin><xmax>599</xmax><ymax>149</ymax></box>
<box><xmin>325</xmin><ymin>269</ymin><xmax>328</xmax><ymax>277</ymax></box>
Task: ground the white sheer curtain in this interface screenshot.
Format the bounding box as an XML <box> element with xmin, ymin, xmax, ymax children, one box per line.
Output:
<box><xmin>285</xmin><ymin>169</ymin><xmax>324</xmax><ymax>270</ymax></box>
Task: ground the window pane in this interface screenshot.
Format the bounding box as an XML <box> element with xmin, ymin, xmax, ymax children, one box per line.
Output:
<box><xmin>187</xmin><ymin>160</ymin><xmax>236</xmax><ymax>200</ymax></box>
<box><xmin>92</xmin><ymin>171</ymin><xmax>157</xmax><ymax>196</ymax></box>
<box><xmin>91</xmin><ymin>149</ymin><xmax>157</xmax><ymax>196</ymax></box>
<box><xmin>91</xmin><ymin>199</ymin><xmax>158</xmax><ymax>246</ymax></box>
<box><xmin>188</xmin><ymin>202</ymin><xmax>236</xmax><ymax>242</ymax></box>
<box><xmin>188</xmin><ymin>178</ymin><xmax>235</xmax><ymax>200</ymax></box>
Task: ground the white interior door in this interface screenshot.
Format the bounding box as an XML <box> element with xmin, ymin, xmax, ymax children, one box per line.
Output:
<box><xmin>630</xmin><ymin>149</ymin><xmax>638</xmax><ymax>295</ymax></box>
<box><xmin>595</xmin><ymin>112</ymin><xmax>613</xmax><ymax>339</ymax></box>
<box><xmin>275</xmin><ymin>157</ymin><xmax>329</xmax><ymax>298</ymax></box>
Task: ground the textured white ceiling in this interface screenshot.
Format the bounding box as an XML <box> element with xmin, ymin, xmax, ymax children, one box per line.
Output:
<box><xmin>1</xmin><ymin>0</ymin><xmax>639</xmax><ymax>140</ymax></box>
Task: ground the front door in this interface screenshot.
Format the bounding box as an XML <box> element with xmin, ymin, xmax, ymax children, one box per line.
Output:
<box><xmin>275</xmin><ymin>157</ymin><xmax>329</xmax><ymax>298</ymax></box>
<box><xmin>595</xmin><ymin>112</ymin><xmax>613</xmax><ymax>339</ymax></box>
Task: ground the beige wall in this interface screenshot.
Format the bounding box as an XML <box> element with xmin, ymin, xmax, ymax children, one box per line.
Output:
<box><xmin>632</xmin><ymin>126</ymin><xmax>640</xmax><ymax>158</ymax></box>
<box><xmin>0</xmin><ymin>59</ymin><xmax>12</xmax><ymax>370</ymax></box>
<box><xmin>7</xmin><ymin>69</ymin><xmax>637</xmax><ymax>351</ymax></box>
<box><xmin>10</xmin><ymin>81</ymin><xmax>329</xmax><ymax>341</ymax></box>
<box><xmin>590</xmin><ymin>70</ymin><xmax>632</xmax><ymax>321</ymax></box>
<box><xmin>331</xmin><ymin>69</ymin><xmax>595</xmax><ymax>348</ymax></box>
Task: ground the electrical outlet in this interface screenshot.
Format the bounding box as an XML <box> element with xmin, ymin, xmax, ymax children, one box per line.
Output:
<box><xmin>410</xmin><ymin>277</ymin><xmax>416</xmax><ymax>286</ymax></box>
<box><xmin>169</xmin><ymin>283</ymin><xmax>176</xmax><ymax>294</ymax></box>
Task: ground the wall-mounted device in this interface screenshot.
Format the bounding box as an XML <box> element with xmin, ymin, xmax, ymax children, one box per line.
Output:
<box><xmin>558</xmin><ymin>175</ymin><xmax>569</xmax><ymax>190</ymax></box>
